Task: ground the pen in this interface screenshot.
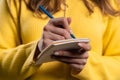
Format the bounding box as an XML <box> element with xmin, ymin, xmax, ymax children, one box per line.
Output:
<box><xmin>39</xmin><ymin>5</ymin><xmax>76</xmax><ymax>38</ymax></box>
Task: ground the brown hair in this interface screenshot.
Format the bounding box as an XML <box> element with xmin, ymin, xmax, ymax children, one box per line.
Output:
<box><xmin>25</xmin><ymin>0</ymin><xmax>120</xmax><ymax>16</ymax></box>
<box><xmin>84</xmin><ymin>0</ymin><xmax>120</xmax><ymax>16</ymax></box>
<box><xmin>25</xmin><ymin>0</ymin><xmax>65</xmax><ymax>15</ymax></box>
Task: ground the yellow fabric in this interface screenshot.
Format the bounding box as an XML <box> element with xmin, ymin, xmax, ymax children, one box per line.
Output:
<box><xmin>0</xmin><ymin>0</ymin><xmax>120</xmax><ymax>80</ymax></box>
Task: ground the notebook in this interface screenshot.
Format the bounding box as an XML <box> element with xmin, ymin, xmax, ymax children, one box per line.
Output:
<box><xmin>35</xmin><ymin>38</ymin><xmax>89</xmax><ymax>65</ymax></box>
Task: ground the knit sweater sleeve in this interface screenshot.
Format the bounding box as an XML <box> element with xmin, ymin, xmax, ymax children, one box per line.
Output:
<box><xmin>0</xmin><ymin>0</ymin><xmax>40</xmax><ymax>79</ymax></box>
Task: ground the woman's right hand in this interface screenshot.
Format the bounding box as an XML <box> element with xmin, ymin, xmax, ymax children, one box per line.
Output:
<box><xmin>38</xmin><ymin>17</ymin><xmax>72</xmax><ymax>51</ymax></box>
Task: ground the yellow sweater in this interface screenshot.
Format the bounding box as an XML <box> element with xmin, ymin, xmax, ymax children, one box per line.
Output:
<box><xmin>0</xmin><ymin>0</ymin><xmax>120</xmax><ymax>80</ymax></box>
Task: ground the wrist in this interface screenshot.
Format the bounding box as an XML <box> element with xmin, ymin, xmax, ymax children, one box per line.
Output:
<box><xmin>33</xmin><ymin>40</ymin><xmax>43</xmax><ymax>61</ymax></box>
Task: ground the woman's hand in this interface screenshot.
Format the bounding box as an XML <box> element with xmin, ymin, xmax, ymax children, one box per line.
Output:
<box><xmin>52</xmin><ymin>42</ymin><xmax>91</xmax><ymax>73</ymax></box>
<box><xmin>38</xmin><ymin>17</ymin><xmax>71</xmax><ymax>50</ymax></box>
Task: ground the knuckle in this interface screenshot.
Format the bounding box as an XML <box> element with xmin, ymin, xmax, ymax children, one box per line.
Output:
<box><xmin>42</xmin><ymin>31</ymin><xmax>47</xmax><ymax>39</ymax></box>
<box><xmin>59</xmin><ymin>18</ymin><xmax>67</xmax><ymax>25</ymax></box>
<box><xmin>75</xmin><ymin>65</ymin><xmax>83</xmax><ymax>71</ymax></box>
<box><xmin>43</xmin><ymin>25</ymin><xmax>49</xmax><ymax>31</ymax></box>
<box><xmin>84</xmin><ymin>52</ymin><xmax>89</xmax><ymax>58</ymax></box>
<box><xmin>61</xmin><ymin>18</ymin><xmax>67</xmax><ymax>22</ymax></box>
<box><xmin>87</xmin><ymin>52</ymin><xmax>89</xmax><ymax>58</ymax></box>
<box><xmin>58</xmin><ymin>36</ymin><xmax>65</xmax><ymax>40</ymax></box>
<box><xmin>48</xmin><ymin>19</ymin><xmax>53</xmax><ymax>24</ymax></box>
<box><xmin>79</xmin><ymin>65</ymin><xmax>84</xmax><ymax>70</ymax></box>
<box><xmin>86</xmin><ymin>43</ymin><xmax>91</xmax><ymax>50</ymax></box>
<box><xmin>82</xmin><ymin>59</ymin><xmax>87</xmax><ymax>64</ymax></box>
<box><xmin>79</xmin><ymin>59</ymin><xmax>87</xmax><ymax>65</ymax></box>
<box><xmin>62</xmin><ymin>30</ymin><xmax>68</xmax><ymax>36</ymax></box>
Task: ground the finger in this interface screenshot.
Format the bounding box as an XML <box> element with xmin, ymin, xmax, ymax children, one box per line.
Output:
<box><xmin>43</xmin><ymin>31</ymin><xmax>65</xmax><ymax>41</ymax></box>
<box><xmin>70</xmin><ymin>64</ymin><xmax>84</xmax><ymax>72</ymax></box>
<box><xmin>69</xmin><ymin>64</ymin><xmax>84</xmax><ymax>71</ymax></box>
<box><xmin>48</xmin><ymin>17</ymin><xmax>71</xmax><ymax>31</ymax></box>
<box><xmin>78</xmin><ymin>43</ymin><xmax>91</xmax><ymax>51</ymax></box>
<box><xmin>53</xmin><ymin>51</ymin><xmax>89</xmax><ymax>59</ymax></box>
<box><xmin>52</xmin><ymin>55</ymin><xmax>87</xmax><ymax>64</ymax></box>
<box><xmin>44</xmin><ymin>24</ymin><xmax>71</xmax><ymax>39</ymax></box>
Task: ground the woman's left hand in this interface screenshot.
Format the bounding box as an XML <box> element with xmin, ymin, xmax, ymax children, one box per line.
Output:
<box><xmin>52</xmin><ymin>42</ymin><xmax>91</xmax><ymax>73</ymax></box>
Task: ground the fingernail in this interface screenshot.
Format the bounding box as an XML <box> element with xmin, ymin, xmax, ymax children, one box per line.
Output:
<box><xmin>78</xmin><ymin>43</ymin><xmax>83</xmax><ymax>47</ymax></box>
<box><xmin>54</xmin><ymin>52</ymin><xmax>59</xmax><ymax>55</ymax></box>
